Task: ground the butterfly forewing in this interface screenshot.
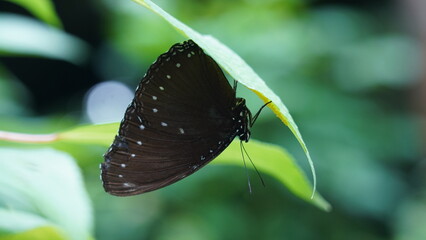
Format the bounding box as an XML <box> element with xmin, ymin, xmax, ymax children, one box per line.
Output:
<box><xmin>101</xmin><ymin>40</ymin><xmax>241</xmax><ymax>196</ymax></box>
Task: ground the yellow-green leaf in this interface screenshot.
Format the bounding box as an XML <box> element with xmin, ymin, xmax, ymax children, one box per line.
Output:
<box><xmin>214</xmin><ymin>140</ymin><xmax>330</xmax><ymax>211</ymax></box>
<box><xmin>58</xmin><ymin>123</ymin><xmax>118</xmax><ymax>146</ymax></box>
<box><xmin>5</xmin><ymin>0</ymin><xmax>62</xmax><ymax>27</ymax></box>
<box><xmin>53</xmin><ymin>123</ymin><xmax>329</xmax><ymax>211</ymax></box>
<box><xmin>0</xmin><ymin>226</ymin><xmax>66</xmax><ymax>240</ymax></box>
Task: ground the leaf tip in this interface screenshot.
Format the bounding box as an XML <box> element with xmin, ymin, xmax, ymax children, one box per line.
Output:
<box><xmin>307</xmin><ymin>151</ymin><xmax>317</xmax><ymax>200</ymax></box>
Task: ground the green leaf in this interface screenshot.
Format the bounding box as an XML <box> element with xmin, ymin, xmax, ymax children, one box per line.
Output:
<box><xmin>5</xmin><ymin>0</ymin><xmax>62</xmax><ymax>27</ymax></box>
<box><xmin>0</xmin><ymin>14</ymin><xmax>89</xmax><ymax>64</ymax></box>
<box><xmin>1</xmin><ymin>122</ymin><xmax>330</xmax><ymax>210</ymax></box>
<box><xmin>214</xmin><ymin>140</ymin><xmax>330</xmax><ymax>211</ymax></box>
<box><xmin>58</xmin><ymin>123</ymin><xmax>118</xmax><ymax>146</ymax></box>
<box><xmin>0</xmin><ymin>148</ymin><xmax>93</xmax><ymax>240</ymax></box>
<box><xmin>131</xmin><ymin>0</ymin><xmax>316</xmax><ymax>196</ymax></box>
<box><xmin>0</xmin><ymin>209</ymin><xmax>50</xmax><ymax>235</ymax></box>
<box><xmin>0</xmin><ymin>226</ymin><xmax>66</xmax><ymax>240</ymax></box>
<box><xmin>55</xmin><ymin>123</ymin><xmax>329</xmax><ymax>211</ymax></box>
<box><xmin>0</xmin><ymin>210</ymin><xmax>67</xmax><ymax>240</ymax></box>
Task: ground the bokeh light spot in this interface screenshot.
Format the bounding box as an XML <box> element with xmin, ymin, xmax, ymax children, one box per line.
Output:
<box><xmin>85</xmin><ymin>81</ymin><xmax>133</xmax><ymax>124</ymax></box>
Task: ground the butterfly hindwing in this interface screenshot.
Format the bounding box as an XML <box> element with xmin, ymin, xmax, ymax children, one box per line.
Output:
<box><xmin>101</xmin><ymin>40</ymin><xmax>241</xmax><ymax>196</ymax></box>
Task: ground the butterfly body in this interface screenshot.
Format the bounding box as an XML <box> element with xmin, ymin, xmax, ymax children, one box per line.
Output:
<box><xmin>101</xmin><ymin>40</ymin><xmax>252</xmax><ymax>196</ymax></box>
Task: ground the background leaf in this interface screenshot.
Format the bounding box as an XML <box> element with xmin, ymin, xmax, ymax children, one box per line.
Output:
<box><xmin>58</xmin><ymin>123</ymin><xmax>119</xmax><ymax>146</ymax></box>
<box><xmin>214</xmin><ymin>140</ymin><xmax>330</xmax><ymax>211</ymax></box>
<box><xmin>0</xmin><ymin>14</ymin><xmax>89</xmax><ymax>64</ymax></box>
<box><xmin>0</xmin><ymin>209</ymin><xmax>50</xmax><ymax>235</ymax></box>
<box><xmin>0</xmin><ymin>148</ymin><xmax>93</xmax><ymax>240</ymax></box>
<box><xmin>55</xmin><ymin>123</ymin><xmax>330</xmax><ymax>210</ymax></box>
<box><xmin>0</xmin><ymin>226</ymin><xmax>66</xmax><ymax>240</ymax></box>
<box><xmin>4</xmin><ymin>0</ymin><xmax>62</xmax><ymax>27</ymax></box>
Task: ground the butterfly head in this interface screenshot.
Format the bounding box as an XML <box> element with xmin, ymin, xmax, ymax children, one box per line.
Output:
<box><xmin>234</xmin><ymin>98</ymin><xmax>252</xmax><ymax>143</ymax></box>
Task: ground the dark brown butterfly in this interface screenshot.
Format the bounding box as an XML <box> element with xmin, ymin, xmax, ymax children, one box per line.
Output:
<box><xmin>101</xmin><ymin>40</ymin><xmax>268</xmax><ymax>196</ymax></box>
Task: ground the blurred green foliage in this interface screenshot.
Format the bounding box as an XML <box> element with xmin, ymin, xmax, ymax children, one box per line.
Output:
<box><xmin>4</xmin><ymin>0</ymin><xmax>61</xmax><ymax>27</ymax></box>
<box><xmin>0</xmin><ymin>0</ymin><xmax>424</xmax><ymax>240</ymax></box>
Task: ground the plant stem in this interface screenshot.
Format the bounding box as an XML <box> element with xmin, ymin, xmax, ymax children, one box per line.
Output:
<box><xmin>0</xmin><ymin>131</ymin><xmax>57</xmax><ymax>144</ymax></box>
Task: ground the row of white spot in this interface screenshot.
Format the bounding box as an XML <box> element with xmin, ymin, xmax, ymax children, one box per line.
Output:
<box><xmin>112</xmin><ymin>48</ymin><xmax>198</xmax><ymax>187</ymax></box>
<box><xmin>140</xmin><ymin>60</ymin><xmax>189</xmax><ymax>135</ymax></box>
<box><xmin>138</xmin><ymin>122</ymin><xmax>184</xmax><ymax>133</ymax></box>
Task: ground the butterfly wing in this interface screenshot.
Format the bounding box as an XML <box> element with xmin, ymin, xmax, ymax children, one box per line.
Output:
<box><xmin>101</xmin><ymin>40</ymin><xmax>239</xmax><ymax>196</ymax></box>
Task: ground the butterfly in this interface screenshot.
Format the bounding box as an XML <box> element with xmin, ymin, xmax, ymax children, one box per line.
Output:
<box><xmin>101</xmin><ymin>40</ymin><xmax>269</xmax><ymax>196</ymax></box>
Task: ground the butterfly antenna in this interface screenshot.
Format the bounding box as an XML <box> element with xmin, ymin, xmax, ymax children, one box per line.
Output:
<box><xmin>241</xmin><ymin>142</ymin><xmax>265</xmax><ymax>187</ymax></box>
<box><xmin>240</xmin><ymin>141</ymin><xmax>252</xmax><ymax>194</ymax></box>
<box><xmin>250</xmin><ymin>101</ymin><xmax>272</xmax><ymax>127</ymax></box>
<box><xmin>233</xmin><ymin>79</ymin><xmax>238</xmax><ymax>92</ymax></box>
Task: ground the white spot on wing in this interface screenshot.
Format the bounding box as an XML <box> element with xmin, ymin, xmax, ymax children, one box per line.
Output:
<box><xmin>152</xmin><ymin>96</ymin><xmax>157</xmax><ymax>100</ymax></box>
<box><xmin>118</xmin><ymin>174</ymin><xmax>123</xmax><ymax>178</ymax></box>
<box><xmin>137</xmin><ymin>141</ymin><xmax>142</xmax><ymax>145</ymax></box>
<box><xmin>166</xmin><ymin>75</ymin><xmax>171</xmax><ymax>79</ymax></box>
<box><xmin>187</xmin><ymin>53</ymin><xmax>191</xmax><ymax>58</ymax></box>
<box><xmin>179</xmin><ymin>128</ymin><xmax>185</xmax><ymax>134</ymax></box>
<box><xmin>131</xmin><ymin>154</ymin><xmax>135</xmax><ymax>157</ymax></box>
<box><xmin>120</xmin><ymin>163</ymin><xmax>126</xmax><ymax>168</ymax></box>
<box><xmin>176</xmin><ymin>63</ymin><xmax>181</xmax><ymax>68</ymax></box>
<box><xmin>161</xmin><ymin>122</ymin><xmax>168</xmax><ymax>127</ymax></box>
<box><xmin>159</xmin><ymin>86</ymin><xmax>164</xmax><ymax>91</ymax></box>
<box><xmin>139</xmin><ymin>124</ymin><xmax>145</xmax><ymax>130</ymax></box>
<box><xmin>153</xmin><ymin>108</ymin><xmax>158</xmax><ymax>113</ymax></box>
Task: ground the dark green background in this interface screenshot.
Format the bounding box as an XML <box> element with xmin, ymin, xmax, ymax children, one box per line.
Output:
<box><xmin>0</xmin><ymin>0</ymin><xmax>424</xmax><ymax>239</ymax></box>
